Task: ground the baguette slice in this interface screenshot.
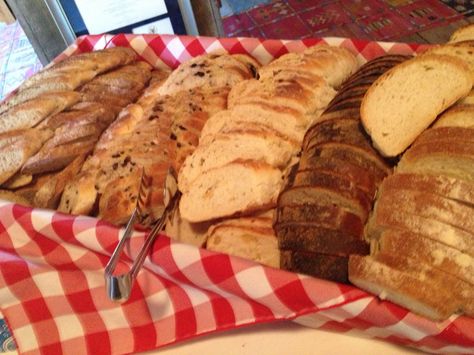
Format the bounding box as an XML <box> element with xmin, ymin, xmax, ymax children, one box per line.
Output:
<box><xmin>361</xmin><ymin>54</ymin><xmax>472</xmax><ymax>157</ymax></box>
<box><xmin>349</xmin><ymin>254</ymin><xmax>467</xmax><ymax>321</ymax></box>
<box><xmin>179</xmin><ymin>160</ymin><xmax>282</xmax><ymax>222</ymax></box>
<box><xmin>374</xmin><ymin>228</ymin><xmax>474</xmax><ymax>286</ymax></box>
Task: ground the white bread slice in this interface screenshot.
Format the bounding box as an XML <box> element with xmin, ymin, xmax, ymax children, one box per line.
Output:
<box><xmin>179</xmin><ymin>160</ymin><xmax>282</xmax><ymax>222</ymax></box>
<box><xmin>360</xmin><ymin>54</ymin><xmax>472</xmax><ymax>157</ymax></box>
<box><xmin>381</xmin><ymin>173</ymin><xmax>474</xmax><ymax>207</ymax></box>
<box><xmin>449</xmin><ymin>24</ymin><xmax>474</xmax><ymax>43</ymax></box>
<box><xmin>433</xmin><ymin>104</ymin><xmax>474</xmax><ymax>127</ymax></box>
<box><xmin>349</xmin><ymin>254</ymin><xmax>468</xmax><ymax>321</ymax></box>
<box><xmin>422</xmin><ymin>43</ymin><xmax>474</xmax><ymax>82</ymax></box>
<box><xmin>374</xmin><ymin>228</ymin><xmax>474</xmax><ymax>286</ymax></box>
<box><xmin>206</xmin><ymin>224</ymin><xmax>279</xmax><ymax>268</ymax></box>
<box><xmin>0</xmin><ymin>91</ymin><xmax>80</xmax><ymax>134</ymax></box>
<box><xmin>179</xmin><ymin>128</ymin><xmax>297</xmax><ymax>192</ymax></box>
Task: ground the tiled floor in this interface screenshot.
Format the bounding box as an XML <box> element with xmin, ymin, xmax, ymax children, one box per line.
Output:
<box><xmin>221</xmin><ymin>0</ymin><xmax>474</xmax><ymax>43</ymax></box>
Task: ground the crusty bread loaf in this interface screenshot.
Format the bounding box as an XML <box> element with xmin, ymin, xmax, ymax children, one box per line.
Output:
<box><xmin>449</xmin><ymin>24</ymin><xmax>474</xmax><ymax>43</ymax></box>
<box><xmin>361</xmin><ymin>54</ymin><xmax>472</xmax><ymax>157</ymax></box>
<box><xmin>180</xmin><ymin>161</ymin><xmax>282</xmax><ymax>222</ymax></box>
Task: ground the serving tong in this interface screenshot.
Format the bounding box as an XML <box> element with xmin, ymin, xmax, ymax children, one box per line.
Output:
<box><xmin>105</xmin><ymin>168</ymin><xmax>181</xmax><ymax>302</ymax></box>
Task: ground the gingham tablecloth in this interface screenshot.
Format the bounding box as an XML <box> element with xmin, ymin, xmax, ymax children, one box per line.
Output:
<box><xmin>1</xmin><ymin>34</ymin><xmax>473</xmax><ymax>354</ymax></box>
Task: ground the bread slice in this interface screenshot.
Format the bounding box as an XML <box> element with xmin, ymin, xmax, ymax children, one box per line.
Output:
<box><xmin>206</xmin><ymin>224</ymin><xmax>279</xmax><ymax>268</ymax></box>
<box><xmin>0</xmin><ymin>129</ymin><xmax>53</xmax><ymax>184</ymax></box>
<box><xmin>377</xmin><ymin>187</ymin><xmax>474</xmax><ymax>236</ymax></box>
<box><xmin>275</xmin><ymin>223</ymin><xmax>369</xmax><ymax>255</ymax></box>
<box><xmin>33</xmin><ymin>154</ymin><xmax>86</xmax><ymax>209</ymax></box>
<box><xmin>178</xmin><ymin>128</ymin><xmax>297</xmax><ymax>192</ymax></box>
<box><xmin>349</xmin><ymin>254</ymin><xmax>468</xmax><ymax>321</ymax></box>
<box><xmin>367</xmin><ymin>205</ymin><xmax>474</xmax><ymax>256</ymax></box>
<box><xmin>361</xmin><ymin>54</ymin><xmax>472</xmax><ymax>156</ymax></box>
<box><xmin>412</xmin><ymin>126</ymin><xmax>474</xmax><ymax>146</ymax></box>
<box><xmin>0</xmin><ymin>189</ymin><xmax>32</xmax><ymax>206</ymax></box>
<box><xmin>278</xmin><ymin>182</ymin><xmax>369</xmax><ymax>222</ymax></box>
<box><xmin>58</xmin><ymin>173</ymin><xmax>97</xmax><ymax>215</ymax></box>
<box><xmin>449</xmin><ymin>24</ymin><xmax>474</xmax><ymax>43</ymax></box>
<box><xmin>381</xmin><ymin>173</ymin><xmax>474</xmax><ymax>206</ymax></box>
<box><xmin>296</xmin><ymin>159</ymin><xmax>376</xmax><ymax>196</ymax></box>
<box><xmin>179</xmin><ymin>160</ymin><xmax>283</xmax><ymax>222</ymax></box>
<box><xmin>276</xmin><ymin>203</ymin><xmax>364</xmax><ymax>237</ymax></box>
<box><xmin>1</xmin><ymin>172</ymin><xmax>33</xmax><ymax>189</ymax></box>
<box><xmin>165</xmin><ymin>210</ymin><xmax>212</xmax><ymax>247</ymax></box>
<box><xmin>433</xmin><ymin>104</ymin><xmax>474</xmax><ymax>128</ymax></box>
<box><xmin>421</xmin><ymin>43</ymin><xmax>474</xmax><ymax>82</ymax></box>
<box><xmin>281</xmin><ymin>250</ymin><xmax>349</xmax><ymax>283</ymax></box>
<box><xmin>397</xmin><ymin>141</ymin><xmax>474</xmax><ymax>181</ymax></box>
<box><xmin>0</xmin><ymin>91</ymin><xmax>81</xmax><ymax>134</ymax></box>
<box><xmin>374</xmin><ymin>228</ymin><xmax>474</xmax><ymax>286</ymax></box>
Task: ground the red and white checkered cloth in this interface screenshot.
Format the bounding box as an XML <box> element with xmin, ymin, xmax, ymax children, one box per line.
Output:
<box><xmin>1</xmin><ymin>34</ymin><xmax>473</xmax><ymax>354</ymax></box>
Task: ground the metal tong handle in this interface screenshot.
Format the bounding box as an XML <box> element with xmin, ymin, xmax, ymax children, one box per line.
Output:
<box><xmin>105</xmin><ymin>168</ymin><xmax>179</xmax><ymax>303</ymax></box>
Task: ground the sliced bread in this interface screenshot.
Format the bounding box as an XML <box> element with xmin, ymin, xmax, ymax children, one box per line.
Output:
<box><xmin>360</xmin><ymin>54</ymin><xmax>472</xmax><ymax>156</ymax></box>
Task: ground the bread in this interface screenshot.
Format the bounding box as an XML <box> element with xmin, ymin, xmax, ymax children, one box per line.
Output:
<box><xmin>421</xmin><ymin>43</ymin><xmax>474</xmax><ymax>82</ymax></box>
<box><xmin>0</xmin><ymin>91</ymin><xmax>80</xmax><ymax>134</ymax></box>
<box><xmin>0</xmin><ymin>129</ymin><xmax>53</xmax><ymax>184</ymax></box>
<box><xmin>179</xmin><ymin>128</ymin><xmax>297</xmax><ymax>192</ymax></box>
<box><xmin>433</xmin><ymin>104</ymin><xmax>474</xmax><ymax>128</ymax></box>
<box><xmin>0</xmin><ymin>189</ymin><xmax>32</xmax><ymax>206</ymax></box>
<box><xmin>180</xmin><ymin>161</ymin><xmax>282</xmax><ymax>222</ymax></box>
<box><xmin>381</xmin><ymin>173</ymin><xmax>474</xmax><ymax>206</ymax></box>
<box><xmin>449</xmin><ymin>24</ymin><xmax>474</xmax><ymax>43</ymax></box>
<box><xmin>361</xmin><ymin>54</ymin><xmax>472</xmax><ymax>156</ymax></box>
<box><xmin>165</xmin><ymin>210</ymin><xmax>212</xmax><ymax>247</ymax></box>
<box><xmin>349</xmin><ymin>254</ymin><xmax>471</xmax><ymax>321</ymax></box>
<box><xmin>281</xmin><ymin>250</ymin><xmax>349</xmax><ymax>283</ymax></box>
<box><xmin>374</xmin><ymin>228</ymin><xmax>474</xmax><ymax>286</ymax></box>
<box><xmin>206</xmin><ymin>217</ymin><xmax>279</xmax><ymax>268</ymax></box>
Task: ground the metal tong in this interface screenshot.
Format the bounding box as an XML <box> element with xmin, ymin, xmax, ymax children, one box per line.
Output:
<box><xmin>105</xmin><ymin>168</ymin><xmax>180</xmax><ymax>303</ymax></box>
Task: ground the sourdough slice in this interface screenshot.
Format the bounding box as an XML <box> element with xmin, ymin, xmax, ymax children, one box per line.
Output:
<box><xmin>276</xmin><ymin>203</ymin><xmax>364</xmax><ymax>237</ymax></box>
<box><xmin>396</xmin><ymin>141</ymin><xmax>474</xmax><ymax>181</ymax></box>
<box><xmin>0</xmin><ymin>91</ymin><xmax>81</xmax><ymax>134</ymax></box>
<box><xmin>179</xmin><ymin>160</ymin><xmax>282</xmax><ymax>222</ymax></box>
<box><xmin>296</xmin><ymin>158</ymin><xmax>377</xmax><ymax>196</ymax></box>
<box><xmin>374</xmin><ymin>228</ymin><xmax>474</xmax><ymax>286</ymax></box>
<box><xmin>179</xmin><ymin>129</ymin><xmax>297</xmax><ymax>192</ymax></box>
<box><xmin>367</xmin><ymin>205</ymin><xmax>474</xmax><ymax>256</ymax></box>
<box><xmin>360</xmin><ymin>54</ymin><xmax>472</xmax><ymax>157</ymax></box>
<box><xmin>275</xmin><ymin>223</ymin><xmax>369</xmax><ymax>255</ymax></box>
<box><xmin>280</xmin><ymin>250</ymin><xmax>349</xmax><ymax>283</ymax></box>
<box><xmin>33</xmin><ymin>154</ymin><xmax>86</xmax><ymax>209</ymax></box>
<box><xmin>376</xmin><ymin>187</ymin><xmax>474</xmax><ymax>237</ymax></box>
<box><xmin>206</xmin><ymin>224</ymin><xmax>279</xmax><ymax>268</ymax></box>
<box><xmin>0</xmin><ymin>129</ymin><xmax>53</xmax><ymax>184</ymax></box>
<box><xmin>433</xmin><ymin>104</ymin><xmax>474</xmax><ymax>128</ymax></box>
<box><xmin>381</xmin><ymin>173</ymin><xmax>474</xmax><ymax>206</ymax></box>
<box><xmin>349</xmin><ymin>254</ymin><xmax>466</xmax><ymax>321</ymax></box>
<box><xmin>449</xmin><ymin>24</ymin><xmax>474</xmax><ymax>43</ymax></box>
